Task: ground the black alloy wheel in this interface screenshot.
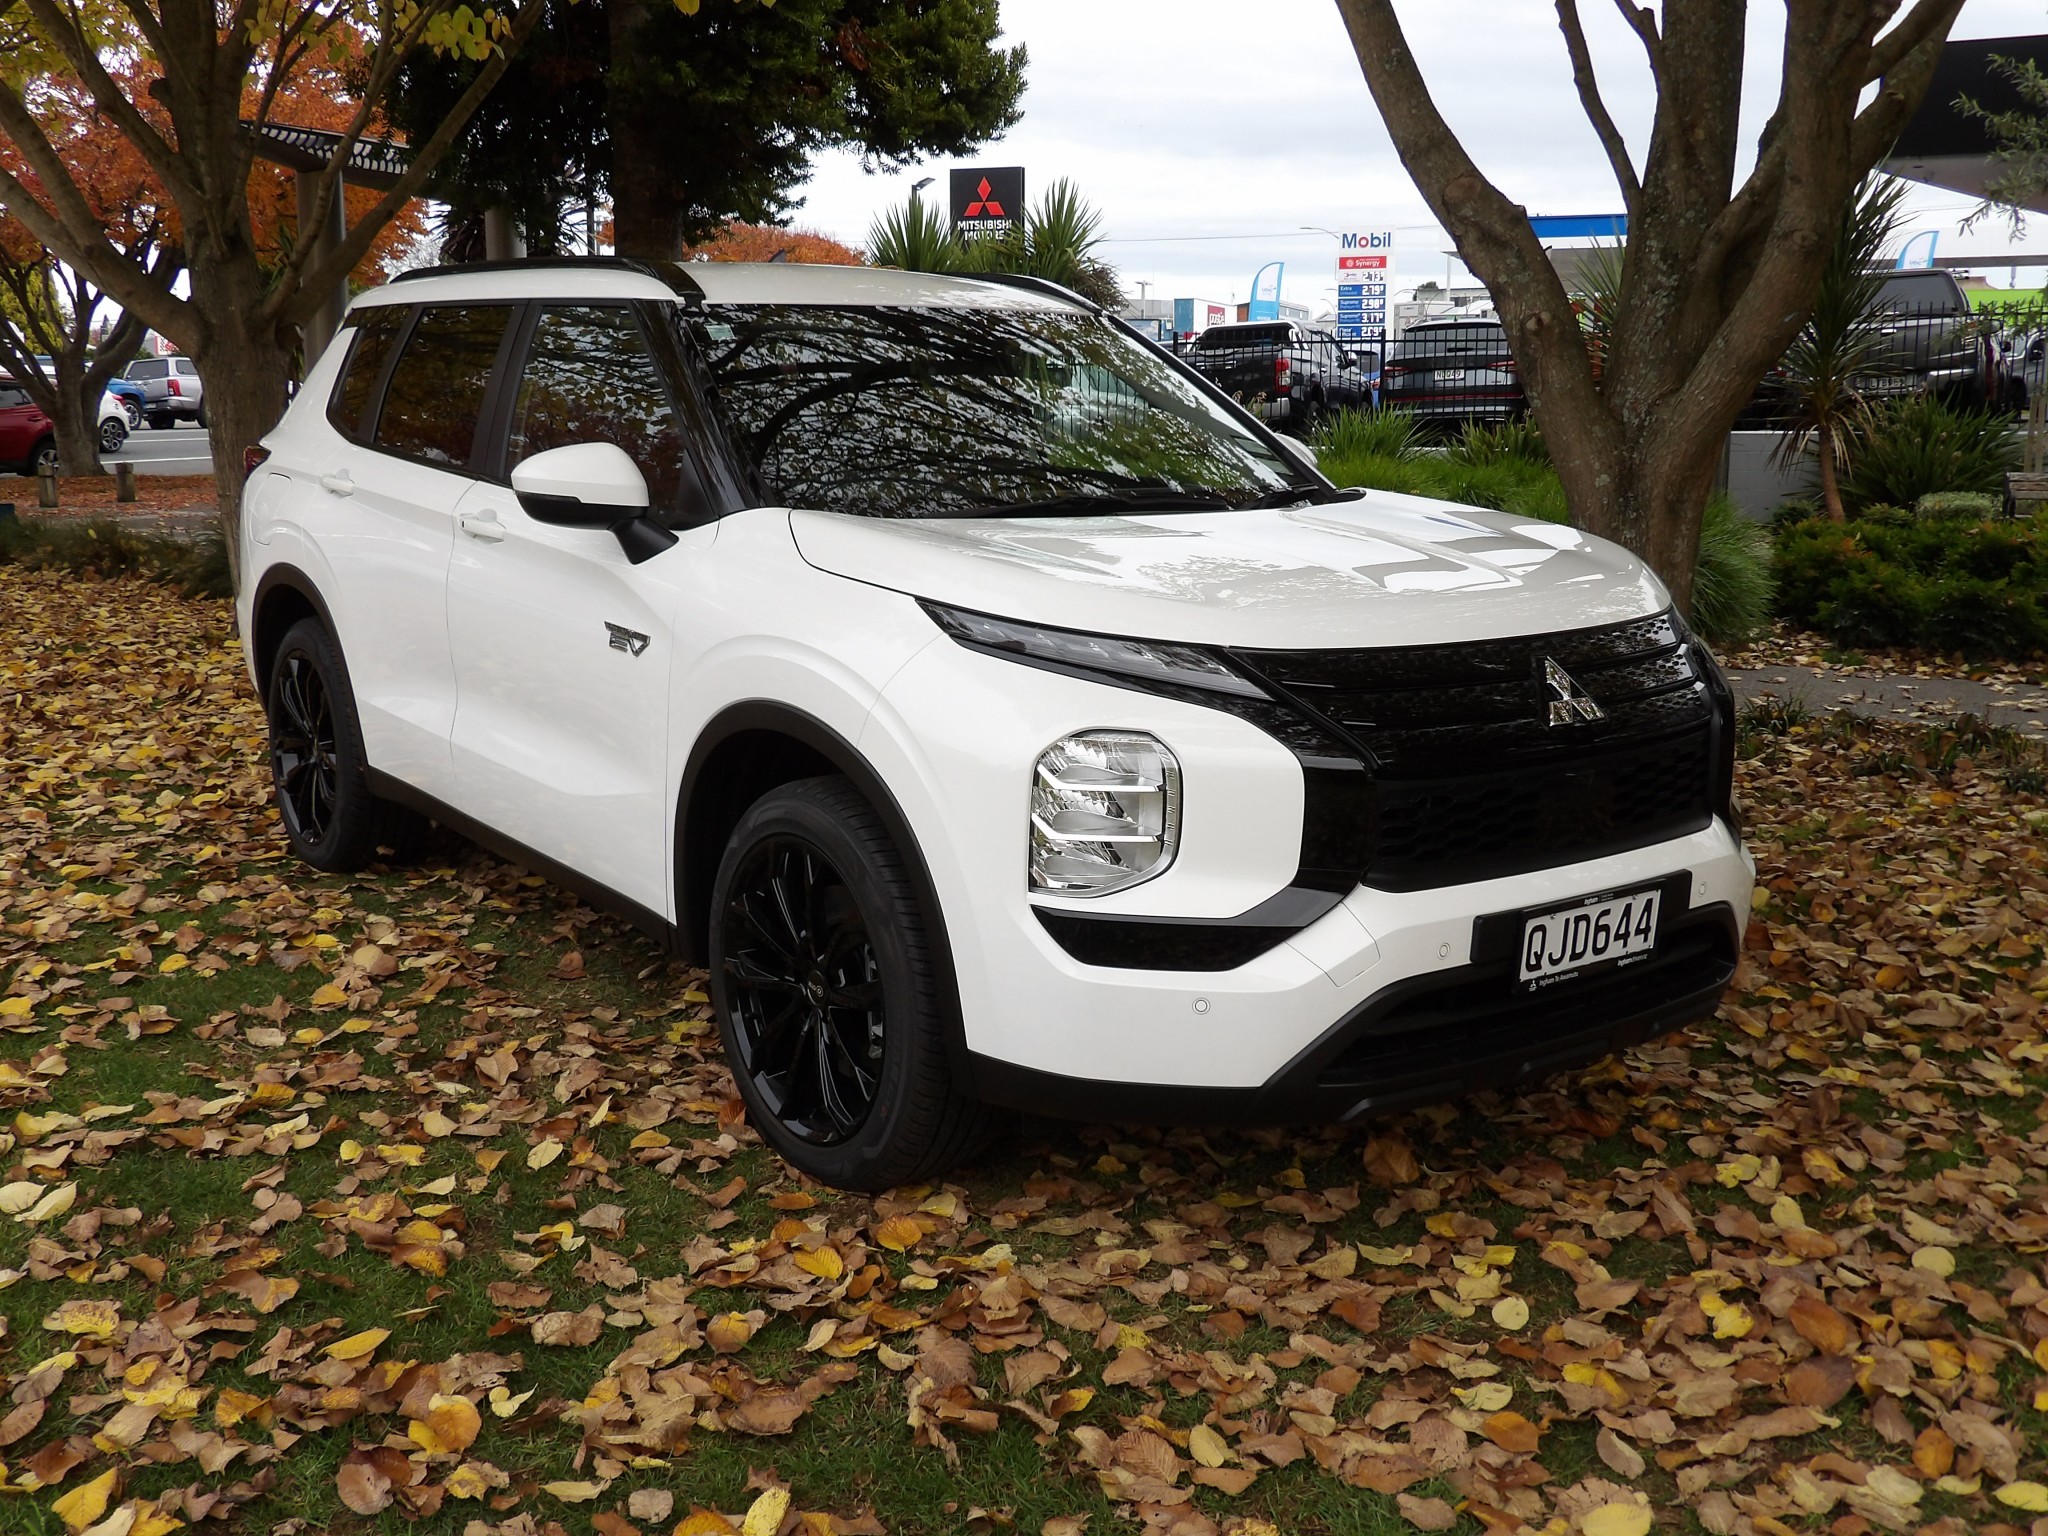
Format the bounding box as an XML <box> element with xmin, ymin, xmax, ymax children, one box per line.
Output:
<box><xmin>709</xmin><ymin>776</ymin><xmax>995</xmax><ymax>1190</ymax></box>
<box><xmin>720</xmin><ymin>837</ymin><xmax>884</xmax><ymax>1144</ymax></box>
<box><xmin>264</xmin><ymin>617</ymin><xmax>424</xmax><ymax>871</ymax></box>
<box><xmin>271</xmin><ymin>648</ymin><xmax>340</xmax><ymax>849</ymax></box>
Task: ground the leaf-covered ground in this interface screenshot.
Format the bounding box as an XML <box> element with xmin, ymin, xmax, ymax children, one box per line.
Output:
<box><xmin>3</xmin><ymin>565</ymin><xmax>2047</xmax><ymax>1536</ymax></box>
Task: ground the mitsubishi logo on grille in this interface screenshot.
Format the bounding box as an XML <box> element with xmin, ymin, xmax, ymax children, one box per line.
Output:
<box><xmin>1543</xmin><ymin>657</ymin><xmax>1604</xmax><ymax>725</ymax></box>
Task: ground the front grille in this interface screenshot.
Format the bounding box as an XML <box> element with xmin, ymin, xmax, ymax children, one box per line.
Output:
<box><xmin>1230</xmin><ymin>610</ymin><xmax>1721</xmax><ymax>891</ymax></box>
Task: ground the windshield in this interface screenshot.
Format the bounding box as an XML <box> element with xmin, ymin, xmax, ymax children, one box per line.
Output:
<box><xmin>687</xmin><ymin>304</ymin><xmax>1314</xmax><ymax>518</ymax></box>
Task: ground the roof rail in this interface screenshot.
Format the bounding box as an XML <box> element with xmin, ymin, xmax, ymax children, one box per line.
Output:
<box><xmin>962</xmin><ymin>271</ymin><xmax>1098</xmax><ymax>312</ymax></box>
<box><xmin>389</xmin><ymin>255</ymin><xmax>705</xmax><ymax>304</ymax></box>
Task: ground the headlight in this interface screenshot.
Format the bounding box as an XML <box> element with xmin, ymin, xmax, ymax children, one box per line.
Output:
<box><xmin>923</xmin><ymin>602</ymin><xmax>1266</xmax><ymax>699</ymax></box>
<box><xmin>1030</xmin><ymin>731</ymin><xmax>1180</xmax><ymax>896</ymax></box>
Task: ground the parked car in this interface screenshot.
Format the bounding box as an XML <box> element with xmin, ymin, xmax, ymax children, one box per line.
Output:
<box><xmin>124</xmin><ymin>354</ymin><xmax>205</xmax><ymax>428</ymax></box>
<box><xmin>1378</xmin><ymin>316</ymin><xmax>1526</xmax><ymax>427</ymax></box>
<box><xmin>0</xmin><ymin>379</ymin><xmax>56</xmax><ymax>477</ymax></box>
<box><xmin>96</xmin><ymin>389</ymin><xmax>128</xmax><ymax>453</ymax></box>
<box><xmin>1742</xmin><ymin>268</ymin><xmax>1999</xmax><ymax>424</ymax></box>
<box><xmin>240</xmin><ymin>259</ymin><xmax>1752</xmax><ymax>1189</ymax></box>
<box><xmin>1183</xmin><ymin>320</ymin><xmax>1373</xmax><ymax>435</ymax></box>
<box><xmin>106</xmin><ymin>378</ymin><xmax>146</xmax><ymax>429</ymax></box>
<box><xmin>0</xmin><ymin>379</ymin><xmax>126</xmax><ymax>470</ymax></box>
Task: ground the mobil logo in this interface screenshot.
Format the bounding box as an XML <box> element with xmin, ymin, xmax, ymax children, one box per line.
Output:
<box><xmin>1339</xmin><ymin>230</ymin><xmax>1397</xmax><ymax>250</ymax></box>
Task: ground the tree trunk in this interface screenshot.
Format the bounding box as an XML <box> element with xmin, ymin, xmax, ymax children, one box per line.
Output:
<box><xmin>606</xmin><ymin>0</ymin><xmax>686</xmax><ymax>260</ymax></box>
<box><xmin>51</xmin><ymin>404</ymin><xmax>105</xmax><ymax>478</ymax></box>
<box><xmin>187</xmin><ymin>267</ymin><xmax>295</xmax><ymax>592</ymax></box>
<box><xmin>1555</xmin><ymin>421</ymin><xmax>1724</xmax><ymax>618</ymax></box>
<box><xmin>1817</xmin><ymin>423</ymin><xmax>1846</xmax><ymax>522</ymax></box>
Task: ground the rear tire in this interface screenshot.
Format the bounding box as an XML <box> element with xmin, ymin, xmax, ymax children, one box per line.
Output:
<box><xmin>146</xmin><ymin>412</ymin><xmax>173</xmax><ymax>431</ymax></box>
<box><xmin>30</xmin><ymin>439</ymin><xmax>57</xmax><ymax>478</ymax></box>
<box><xmin>265</xmin><ymin>618</ymin><xmax>425</xmax><ymax>871</ymax></box>
<box><xmin>99</xmin><ymin>417</ymin><xmax>127</xmax><ymax>453</ymax></box>
<box><xmin>709</xmin><ymin>776</ymin><xmax>995</xmax><ymax>1190</ymax></box>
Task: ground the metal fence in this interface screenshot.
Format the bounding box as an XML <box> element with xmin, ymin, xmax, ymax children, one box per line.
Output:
<box><xmin>1156</xmin><ymin>299</ymin><xmax>2042</xmax><ymax>438</ymax></box>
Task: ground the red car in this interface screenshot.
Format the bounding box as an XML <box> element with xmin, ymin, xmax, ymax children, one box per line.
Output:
<box><xmin>0</xmin><ymin>378</ymin><xmax>58</xmax><ymax>478</ymax></box>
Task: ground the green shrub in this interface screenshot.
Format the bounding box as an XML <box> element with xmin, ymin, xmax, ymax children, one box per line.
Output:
<box><xmin>1690</xmin><ymin>495</ymin><xmax>1775</xmax><ymax>646</ymax></box>
<box><xmin>1772</xmin><ymin>510</ymin><xmax>2048</xmax><ymax>658</ymax></box>
<box><xmin>1315</xmin><ymin>408</ymin><xmax>1422</xmax><ymax>477</ymax></box>
<box><xmin>1915</xmin><ymin>491</ymin><xmax>2003</xmax><ymax>519</ymax></box>
<box><xmin>1841</xmin><ymin>395</ymin><xmax>2019</xmax><ymax>511</ymax></box>
<box><xmin>1452</xmin><ymin>419</ymin><xmax>1550</xmax><ymax>466</ymax></box>
<box><xmin>0</xmin><ymin>516</ymin><xmax>232</xmax><ymax>599</ymax></box>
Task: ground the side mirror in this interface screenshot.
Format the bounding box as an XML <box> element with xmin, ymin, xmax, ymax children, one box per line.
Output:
<box><xmin>511</xmin><ymin>441</ymin><xmax>678</xmax><ymax>564</ymax></box>
<box><xmin>1279</xmin><ymin>436</ymin><xmax>1320</xmax><ymax>471</ymax></box>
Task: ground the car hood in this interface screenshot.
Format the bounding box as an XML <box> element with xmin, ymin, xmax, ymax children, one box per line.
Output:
<box><xmin>788</xmin><ymin>490</ymin><xmax>1670</xmax><ymax>649</ymax></box>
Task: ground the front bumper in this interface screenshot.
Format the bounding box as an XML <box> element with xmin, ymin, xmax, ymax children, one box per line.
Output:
<box><xmin>972</xmin><ymin>883</ymin><xmax>1740</xmax><ymax>1124</ymax></box>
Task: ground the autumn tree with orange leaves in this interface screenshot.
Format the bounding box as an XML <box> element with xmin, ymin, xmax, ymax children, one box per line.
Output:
<box><xmin>0</xmin><ymin>72</ymin><xmax>172</xmax><ymax>475</ymax></box>
<box><xmin>0</xmin><ymin>0</ymin><xmax>544</xmax><ymax>578</ymax></box>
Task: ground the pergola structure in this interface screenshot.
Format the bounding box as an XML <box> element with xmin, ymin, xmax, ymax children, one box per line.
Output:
<box><xmin>244</xmin><ymin>121</ymin><xmax>409</xmax><ymax>357</ymax></box>
<box><xmin>1884</xmin><ymin>34</ymin><xmax>2048</xmax><ymax>216</ymax></box>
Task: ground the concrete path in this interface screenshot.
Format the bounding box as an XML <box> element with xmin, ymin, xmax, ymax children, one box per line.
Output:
<box><xmin>1723</xmin><ymin>663</ymin><xmax>2048</xmax><ymax>742</ymax></box>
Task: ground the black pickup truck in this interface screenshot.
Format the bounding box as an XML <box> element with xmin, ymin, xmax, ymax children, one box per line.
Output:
<box><xmin>1182</xmin><ymin>321</ymin><xmax>1373</xmax><ymax>436</ymax></box>
<box><xmin>1744</xmin><ymin>268</ymin><xmax>1997</xmax><ymax>424</ymax></box>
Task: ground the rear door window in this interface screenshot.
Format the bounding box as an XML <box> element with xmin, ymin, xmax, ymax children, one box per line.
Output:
<box><xmin>329</xmin><ymin>306</ymin><xmax>409</xmax><ymax>440</ymax></box>
<box><xmin>501</xmin><ymin>305</ymin><xmax>697</xmax><ymax>517</ymax></box>
<box><xmin>128</xmin><ymin>360</ymin><xmax>169</xmax><ymax>380</ymax></box>
<box><xmin>373</xmin><ymin>305</ymin><xmax>515</xmax><ymax>468</ymax></box>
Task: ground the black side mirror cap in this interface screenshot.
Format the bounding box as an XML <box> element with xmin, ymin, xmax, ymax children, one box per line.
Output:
<box><xmin>515</xmin><ymin>489</ymin><xmax>679</xmax><ymax>565</ymax></box>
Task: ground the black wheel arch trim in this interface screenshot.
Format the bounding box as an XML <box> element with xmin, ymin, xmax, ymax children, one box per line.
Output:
<box><xmin>676</xmin><ymin>700</ymin><xmax>974</xmax><ymax>1089</ymax></box>
<box><xmin>248</xmin><ymin>564</ymin><xmax>341</xmax><ymax>695</ymax></box>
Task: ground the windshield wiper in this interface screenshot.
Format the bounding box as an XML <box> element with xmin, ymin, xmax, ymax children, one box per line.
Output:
<box><xmin>933</xmin><ymin>490</ymin><xmax>1238</xmax><ymax>519</ymax></box>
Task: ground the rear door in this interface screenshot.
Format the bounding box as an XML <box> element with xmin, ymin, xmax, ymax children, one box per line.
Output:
<box><xmin>313</xmin><ymin>301</ymin><xmax>517</xmax><ymax>799</ymax></box>
<box><xmin>445</xmin><ymin>302</ymin><xmax>714</xmax><ymax>915</ymax></box>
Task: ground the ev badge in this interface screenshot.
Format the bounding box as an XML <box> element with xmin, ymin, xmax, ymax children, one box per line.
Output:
<box><xmin>1542</xmin><ymin>657</ymin><xmax>1604</xmax><ymax>726</ymax></box>
<box><xmin>605</xmin><ymin>622</ymin><xmax>651</xmax><ymax>657</ymax></box>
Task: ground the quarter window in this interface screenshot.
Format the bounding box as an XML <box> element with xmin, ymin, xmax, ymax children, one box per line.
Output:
<box><xmin>374</xmin><ymin>305</ymin><xmax>514</xmax><ymax>468</ymax></box>
<box><xmin>328</xmin><ymin>306</ymin><xmax>408</xmax><ymax>440</ymax></box>
<box><xmin>506</xmin><ymin>306</ymin><xmax>692</xmax><ymax>514</ymax></box>
<box><xmin>0</xmin><ymin>385</ymin><xmax>29</xmax><ymax>409</ymax></box>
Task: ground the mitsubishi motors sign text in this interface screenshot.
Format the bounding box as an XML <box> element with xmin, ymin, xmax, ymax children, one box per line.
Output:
<box><xmin>1334</xmin><ymin>228</ymin><xmax>1396</xmax><ymax>341</ymax></box>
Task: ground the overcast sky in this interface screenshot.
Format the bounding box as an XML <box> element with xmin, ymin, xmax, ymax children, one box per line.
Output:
<box><xmin>789</xmin><ymin>0</ymin><xmax>2048</xmax><ymax>310</ymax></box>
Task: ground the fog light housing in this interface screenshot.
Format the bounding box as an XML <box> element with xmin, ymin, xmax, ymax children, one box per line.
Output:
<box><xmin>1030</xmin><ymin>731</ymin><xmax>1180</xmax><ymax>896</ymax></box>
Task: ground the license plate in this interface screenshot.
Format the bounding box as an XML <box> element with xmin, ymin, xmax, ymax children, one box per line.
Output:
<box><xmin>1517</xmin><ymin>886</ymin><xmax>1661</xmax><ymax>989</ymax></box>
<box><xmin>1433</xmin><ymin>369</ymin><xmax>1468</xmax><ymax>385</ymax></box>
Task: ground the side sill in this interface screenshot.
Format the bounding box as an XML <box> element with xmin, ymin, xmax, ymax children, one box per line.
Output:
<box><xmin>364</xmin><ymin>767</ymin><xmax>679</xmax><ymax>952</ymax></box>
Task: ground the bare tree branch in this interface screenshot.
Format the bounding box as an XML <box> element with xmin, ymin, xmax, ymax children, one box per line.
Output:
<box><xmin>1864</xmin><ymin>0</ymin><xmax>1968</xmax><ymax>84</ymax></box>
<box><xmin>1556</xmin><ymin>0</ymin><xmax>1641</xmax><ymax>215</ymax></box>
<box><xmin>282</xmin><ymin>0</ymin><xmax>550</xmax><ymax>326</ymax></box>
<box><xmin>1609</xmin><ymin>0</ymin><xmax>1660</xmax><ymax>70</ymax></box>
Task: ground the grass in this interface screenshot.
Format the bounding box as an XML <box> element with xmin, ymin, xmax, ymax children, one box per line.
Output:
<box><xmin>5</xmin><ymin>569</ymin><xmax>2048</xmax><ymax>1535</ymax></box>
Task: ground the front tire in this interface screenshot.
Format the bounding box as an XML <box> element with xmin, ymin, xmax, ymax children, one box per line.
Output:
<box><xmin>709</xmin><ymin>776</ymin><xmax>994</xmax><ymax>1190</ymax></box>
<box><xmin>265</xmin><ymin>618</ymin><xmax>424</xmax><ymax>871</ymax></box>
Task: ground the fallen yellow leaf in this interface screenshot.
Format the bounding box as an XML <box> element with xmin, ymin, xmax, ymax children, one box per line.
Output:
<box><xmin>407</xmin><ymin>1393</ymin><xmax>482</xmax><ymax>1455</ymax></box>
<box><xmin>1580</xmin><ymin>1502</ymin><xmax>1652</xmax><ymax>1536</ymax></box>
<box><xmin>741</xmin><ymin>1487</ymin><xmax>791</xmax><ymax>1536</ymax></box>
<box><xmin>323</xmin><ymin>1328</ymin><xmax>390</xmax><ymax>1360</ymax></box>
<box><xmin>52</xmin><ymin>1468</ymin><xmax>118</xmax><ymax>1532</ymax></box>
<box><xmin>1995</xmin><ymin>1481</ymin><xmax>2048</xmax><ymax>1513</ymax></box>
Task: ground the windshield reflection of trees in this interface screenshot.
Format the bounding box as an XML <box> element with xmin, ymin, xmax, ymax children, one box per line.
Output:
<box><xmin>693</xmin><ymin>306</ymin><xmax>1300</xmax><ymax>517</ymax></box>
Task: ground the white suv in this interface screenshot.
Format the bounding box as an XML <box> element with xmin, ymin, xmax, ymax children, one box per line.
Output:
<box><xmin>239</xmin><ymin>258</ymin><xmax>1754</xmax><ymax>1190</ymax></box>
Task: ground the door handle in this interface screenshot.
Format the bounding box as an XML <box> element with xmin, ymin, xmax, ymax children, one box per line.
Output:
<box><xmin>319</xmin><ymin>471</ymin><xmax>353</xmax><ymax>496</ymax></box>
<box><xmin>459</xmin><ymin>510</ymin><xmax>505</xmax><ymax>543</ymax></box>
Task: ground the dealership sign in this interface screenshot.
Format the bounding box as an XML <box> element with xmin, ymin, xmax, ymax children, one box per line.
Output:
<box><xmin>1334</xmin><ymin>228</ymin><xmax>1395</xmax><ymax>340</ymax></box>
<box><xmin>951</xmin><ymin>167</ymin><xmax>1025</xmax><ymax>242</ymax></box>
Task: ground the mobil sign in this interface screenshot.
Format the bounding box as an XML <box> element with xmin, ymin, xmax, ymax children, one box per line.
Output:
<box><xmin>1333</xmin><ymin>228</ymin><xmax>1396</xmax><ymax>340</ymax></box>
